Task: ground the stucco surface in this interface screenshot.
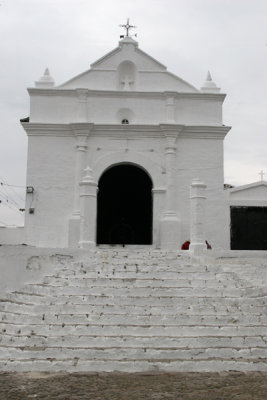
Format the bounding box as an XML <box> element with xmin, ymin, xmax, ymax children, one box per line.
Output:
<box><xmin>0</xmin><ymin>227</ymin><xmax>24</xmax><ymax>245</ymax></box>
<box><xmin>18</xmin><ymin>35</ymin><xmax>267</xmax><ymax>250</ymax></box>
<box><xmin>21</xmin><ymin>124</ymin><xmax>229</xmax><ymax>248</ymax></box>
<box><xmin>0</xmin><ymin>245</ymin><xmax>86</xmax><ymax>293</ymax></box>
<box><xmin>28</xmin><ymin>91</ymin><xmax>224</xmax><ymax>125</ymax></box>
<box><xmin>0</xmin><ymin>247</ymin><xmax>266</xmax><ymax>373</ymax></box>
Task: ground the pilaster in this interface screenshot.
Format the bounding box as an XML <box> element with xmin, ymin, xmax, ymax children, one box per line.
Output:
<box><xmin>159</xmin><ymin>125</ymin><xmax>183</xmax><ymax>249</ymax></box>
<box><xmin>68</xmin><ymin>123</ymin><xmax>93</xmax><ymax>247</ymax></box>
<box><xmin>164</xmin><ymin>93</ymin><xmax>176</xmax><ymax>123</ymax></box>
<box><xmin>79</xmin><ymin>166</ymin><xmax>98</xmax><ymax>248</ymax></box>
<box><xmin>189</xmin><ymin>179</ymin><xmax>207</xmax><ymax>254</ymax></box>
<box><xmin>76</xmin><ymin>89</ymin><xmax>89</xmax><ymax>122</ymax></box>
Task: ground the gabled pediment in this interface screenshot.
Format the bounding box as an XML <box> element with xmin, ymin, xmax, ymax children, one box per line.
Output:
<box><xmin>58</xmin><ymin>37</ymin><xmax>198</xmax><ymax>93</ymax></box>
<box><xmin>91</xmin><ymin>37</ymin><xmax>166</xmax><ymax>71</ymax></box>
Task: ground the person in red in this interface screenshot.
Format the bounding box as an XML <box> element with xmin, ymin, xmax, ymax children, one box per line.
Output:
<box><xmin>181</xmin><ymin>240</ymin><xmax>190</xmax><ymax>250</ymax></box>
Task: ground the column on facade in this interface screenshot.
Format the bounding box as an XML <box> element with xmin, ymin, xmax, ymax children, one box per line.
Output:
<box><xmin>165</xmin><ymin>93</ymin><xmax>175</xmax><ymax>123</ymax></box>
<box><xmin>73</xmin><ymin>135</ymin><xmax>88</xmax><ymax>216</ymax></box>
<box><xmin>79</xmin><ymin>166</ymin><xmax>98</xmax><ymax>248</ymax></box>
<box><xmin>189</xmin><ymin>179</ymin><xmax>207</xmax><ymax>254</ymax></box>
<box><xmin>68</xmin><ymin>124</ymin><xmax>93</xmax><ymax>247</ymax></box>
<box><xmin>152</xmin><ymin>188</ymin><xmax>166</xmax><ymax>248</ymax></box>
<box><xmin>76</xmin><ymin>89</ymin><xmax>89</xmax><ymax>122</ymax></box>
<box><xmin>159</xmin><ymin>125</ymin><xmax>182</xmax><ymax>249</ymax></box>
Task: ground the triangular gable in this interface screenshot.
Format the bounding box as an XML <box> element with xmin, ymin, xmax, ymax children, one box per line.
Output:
<box><xmin>58</xmin><ymin>37</ymin><xmax>198</xmax><ymax>92</ymax></box>
<box><xmin>90</xmin><ymin>39</ymin><xmax>167</xmax><ymax>71</ymax></box>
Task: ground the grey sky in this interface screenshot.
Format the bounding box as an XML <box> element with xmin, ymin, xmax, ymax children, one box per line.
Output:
<box><xmin>0</xmin><ymin>0</ymin><xmax>266</xmax><ymax>225</ymax></box>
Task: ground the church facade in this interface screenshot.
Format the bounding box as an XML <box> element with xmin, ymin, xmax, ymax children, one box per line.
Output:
<box><xmin>21</xmin><ymin>36</ymin><xmax>233</xmax><ymax>249</ymax></box>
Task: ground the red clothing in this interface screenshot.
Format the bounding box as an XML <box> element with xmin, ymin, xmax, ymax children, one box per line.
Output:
<box><xmin>181</xmin><ymin>240</ymin><xmax>190</xmax><ymax>250</ymax></box>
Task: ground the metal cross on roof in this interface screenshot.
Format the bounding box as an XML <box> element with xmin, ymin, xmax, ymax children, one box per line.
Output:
<box><xmin>119</xmin><ymin>18</ymin><xmax>136</xmax><ymax>37</ymax></box>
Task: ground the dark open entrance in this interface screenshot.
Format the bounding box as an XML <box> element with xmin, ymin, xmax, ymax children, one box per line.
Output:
<box><xmin>97</xmin><ymin>164</ymin><xmax>153</xmax><ymax>245</ymax></box>
<box><xmin>230</xmin><ymin>206</ymin><xmax>267</xmax><ymax>250</ymax></box>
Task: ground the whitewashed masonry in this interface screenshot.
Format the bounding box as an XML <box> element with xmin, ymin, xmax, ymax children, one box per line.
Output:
<box><xmin>22</xmin><ymin>36</ymin><xmax>231</xmax><ymax>249</ymax></box>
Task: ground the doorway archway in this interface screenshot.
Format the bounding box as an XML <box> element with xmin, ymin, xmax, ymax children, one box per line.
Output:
<box><xmin>97</xmin><ymin>164</ymin><xmax>153</xmax><ymax>245</ymax></box>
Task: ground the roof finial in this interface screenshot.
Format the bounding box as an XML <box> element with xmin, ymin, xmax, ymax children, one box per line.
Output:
<box><xmin>44</xmin><ymin>67</ymin><xmax>50</xmax><ymax>76</ymax></box>
<box><xmin>201</xmin><ymin>70</ymin><xmax>220</xmax><ymax>93</ymax></box>
<box><xmin>119</xmin><ymin>18</ymin><xmax>136</xmax><ymax>38</ymax></box>
<box><xmin>35</xmin><ymin>67</ymin><xmax>55</xmax><ymax>88</ymax></box>
<box><xmin>206</xmin><ymin>71</ymin><xmax>212</xmax><ymax>81</ymax></box>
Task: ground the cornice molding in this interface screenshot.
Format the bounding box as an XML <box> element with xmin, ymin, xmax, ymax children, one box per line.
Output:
<box><xmin>70</xmin><ymin>122</ymin><xmax>94</xmax><ymax>136</ymax></box>
<box><xmin>28</xmin><ymin>88</ymin><xmax>75</xmax><ymax>97</ymax></box>
<box><xmin>159</xmin><ymin>124</ymin><xmax>184</xmax><ymax>133</ymax></box>
<box><xmin>21</xmin><ymin>122</ymin><xmax>231</xmax><ymax>140</ymax></box>
<box><xmin>27</xmin><ymin>87</ymin><xmax>226</xmax><ymax>101</ymax></box>
<box><xmin>182</xmin><ymin>125</ymin><xmax>231</xmax><ymax>139</ymax></box>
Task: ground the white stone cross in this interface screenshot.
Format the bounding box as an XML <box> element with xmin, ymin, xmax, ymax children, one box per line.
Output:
<box><xmin>259</xmin><ymin>170</ymin><xmax>265</xmax><ymax>181</ymax></box>
<box><xmin>121</xmin><ymin>75</ymin><xmax>134</xmax><ymax>90</ymax></box>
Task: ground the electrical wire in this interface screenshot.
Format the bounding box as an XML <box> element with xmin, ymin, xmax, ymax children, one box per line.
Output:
<box><xmin>0</xmin><ymin>188</ymin><xmax>23</xmax><ymax>209</ymax></box>
<box><xmin>0</xmin><ymin>183</ymin><xmax>26</xmax><ymax>188</ymax></box>
<box><xmin>0</xmin><ymin>196</ymin><xmax>24</xmax><ymax>215</ymax></box>
<box><xmin>0</xmin><ymin>176</ymin><xmax>26</xmax><ymax>203</ymax></box>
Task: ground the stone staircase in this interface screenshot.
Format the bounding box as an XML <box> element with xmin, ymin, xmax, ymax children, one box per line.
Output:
<box><xmin>0</xmin><ymin>249</ymin><xmax>267</xmax><ymax>372</ymax></box>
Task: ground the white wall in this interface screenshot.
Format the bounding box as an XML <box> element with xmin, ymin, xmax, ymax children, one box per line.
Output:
<box><xmin>0</xmin><ymin>227</ymin><xmax>25</xmax><ymax>245</ymax></box>
<box><xmin>19</xmin><ymin>36</ymin><xmax>230</xmax><ymax>250</ymax></box>
<box><xmin>0</xmin><ymin>245</ymin><xmax>81</xmax><ymax>294</ymax></box>
<box><xmin>175</xmin><ymin>137</ymin><xmax>226</xmax><ymax>249</ymax></box>
<box><xmin>24</xmin><ymin>135</ymin><xmax>76</xmax><ymax>247</ymax></box>
<box><xmin>21</xmin><ymin>123</ymin><xmax>228</xmax><ymax>249</ymax></box>
<box><xmin>29</xmin><ymin>91</ymin><xmax>224</xmax><ymax>126</ymax></box>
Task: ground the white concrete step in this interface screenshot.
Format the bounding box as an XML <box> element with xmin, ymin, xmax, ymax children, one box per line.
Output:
<box><xmin>11</xmin><ymin>284</ymin><xmax>264</xmax><ymax>299</ymax></box>
<box><xmin>0</xmin><ymin>322</ymin><xmax>266</xmax><ymax>338</ymax></box>
<box><xmin>0</xmin><ymin>359</ymin><xmax>266</xmax><ymax>373</ymax></box>
<box><xmin>0</xmin><ymin>312</ymin><xmax>264</xmax><ymax>332</ymax></box>
<box><xmin>1</xmin><ymin>332</ymin><xmax>266</xmax><ymax>349</ymax></box>
<box><xmin>1</xmin><ymin>249</ymin><xmax>266</xmax><ymax>372</ymax></box>
<box><xmin>1</xmin><ymin>295</ymin><xmax>266</xmax><ymax>315</ymax></box>
<box><xmin>41</xmin><ymin>276</ymin><xmax>240</xmax><ymax>289</ymax></box>
<box><xmin>2</xmin><ymin>346</ymin><xmax>267</xmax><ymax>362</ymax></box>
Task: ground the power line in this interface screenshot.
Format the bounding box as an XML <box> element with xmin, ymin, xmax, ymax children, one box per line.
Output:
<box><xmin>0</xmin><ymin>197</ymin><xmax>24</xmax><ymax>215</ymax></box>
<box><xmin>0</xmin><ymin>182</ymin><xmax>26</xmax><ymax>189</ymax></box>
<box><xmin>0</xmin><ymin>180</ymin><xmax>10</xmax><ymax>198</ymax></box>
<box><xmin>0</xmin><ymin>176</ymin><xmax>26</xmax><ymax>203</ymax></box>
<box><xmin>0</xmin><ymin>188</ymin><xmax>23</xmax><ymax>209</ymax></box>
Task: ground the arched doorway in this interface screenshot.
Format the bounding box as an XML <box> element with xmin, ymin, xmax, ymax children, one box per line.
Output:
<box><xmin>97</xmin><ymin>164</ymin><xmax>153</xmax><ymax>245</ymax></box>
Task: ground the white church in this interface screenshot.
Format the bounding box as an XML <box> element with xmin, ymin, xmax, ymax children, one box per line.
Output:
<box><xmin>0</xmin><ymin>23</ymin><xmax>267</xmax><ymax>374</ymax></box>
<box><xmin>13</xmin><ymin>26</ymin><xmax>267</xmax><ymax>251</ymax></box>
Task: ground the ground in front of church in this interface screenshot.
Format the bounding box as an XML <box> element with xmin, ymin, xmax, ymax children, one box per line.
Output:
<box><xmin>0</xmin><ymin>372</ymin><xmax>267</xmax><ymax>399</ymax></box>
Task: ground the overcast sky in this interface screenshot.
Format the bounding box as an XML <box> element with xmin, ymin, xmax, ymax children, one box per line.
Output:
<box><xmin>0</xmin><ymin>0</ymin><xmax>266</xmax><ymax>226</ymax></box>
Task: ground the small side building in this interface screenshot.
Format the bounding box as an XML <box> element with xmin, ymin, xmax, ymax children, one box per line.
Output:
<box><xmin>226</xmin><ymin>181</ymin><xmax>267</xmax><ymax>250</ymax></box>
